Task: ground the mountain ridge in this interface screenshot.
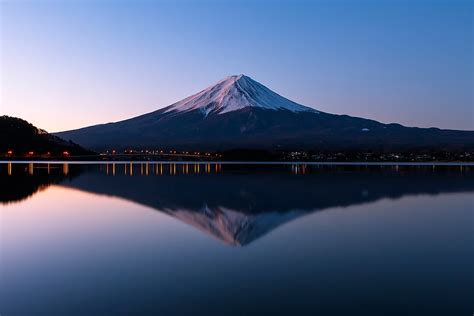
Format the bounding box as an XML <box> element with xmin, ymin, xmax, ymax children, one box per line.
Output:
<box><xmin>0</xmin><ymin>116</ymin><xmax>93</xmax><ymax>157</ymax></box>
<box><xmin>54</xmin><ymin>75</ymin><xmax>474</xmax><ymax>152</ymax></box>
<box><xmin>162</xmin><ymin>74</ymin><xmax>318</xmax><ymax>116</ymax></box>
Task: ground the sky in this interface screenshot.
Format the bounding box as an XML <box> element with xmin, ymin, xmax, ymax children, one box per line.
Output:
<box><xmin>1</xmin><ymin>0</ymin><xmax>473</xmax><ymax>132</ymax></box>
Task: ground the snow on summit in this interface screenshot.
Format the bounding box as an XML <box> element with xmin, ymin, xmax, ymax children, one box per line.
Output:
<box><xmin>164</xmin><ymin>74</ymin><xmax>318</xmax><ymax>116</ymax></box>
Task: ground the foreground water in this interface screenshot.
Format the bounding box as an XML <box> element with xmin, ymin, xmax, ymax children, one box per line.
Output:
<box><xmin>1</xmin><ymin>162</ymin><xmax>473</xmax><ymax>315</ymax></box>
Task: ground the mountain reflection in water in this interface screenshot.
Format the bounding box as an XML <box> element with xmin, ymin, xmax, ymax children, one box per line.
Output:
<box><xmin>2</xmin><ymin>162</ymin><xmax>473</xmax><ymax>246</ymax></box>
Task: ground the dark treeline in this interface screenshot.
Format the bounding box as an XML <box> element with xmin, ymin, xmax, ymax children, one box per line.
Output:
<box><xmin>0</xmin><ymin>116</ymin><xmax>93</xmax><ymax>157</ymax></box>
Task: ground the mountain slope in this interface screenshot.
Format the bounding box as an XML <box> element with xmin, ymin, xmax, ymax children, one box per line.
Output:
<box><xmin>0</xmin><ymin>116</ymin><xmax>93</xmax><ymax>156</ymax></box>
<box><xmin>55</xmin><ymin>75</ymin><xmax>474</xmax><ymax>151</ymax></box>
<box><xmin>163</xmin><ymin>74</ymin><xmax>317</xmax><ymax>116</ymax></box>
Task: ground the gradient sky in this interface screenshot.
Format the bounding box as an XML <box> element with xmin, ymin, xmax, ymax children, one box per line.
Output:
<box><xmin>1</xmin><ymin>0</ymin><xmax>473</xmax><ymax>132</ymax></box>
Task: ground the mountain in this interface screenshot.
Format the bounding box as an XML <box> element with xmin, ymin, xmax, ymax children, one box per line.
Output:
<box><xmin>163</xmin><ymin>74</ymin><xmax>316</xmax><ymax>115</ymax></box>
<box><xmin>55</xmin><ymin>75</ymin><xmax>474</xmax><ymax>152</ymax></box>
<box><xmin>0</xmin><ymin>116</ymin><xmax>93</xmax><ymax>157</ymax></box>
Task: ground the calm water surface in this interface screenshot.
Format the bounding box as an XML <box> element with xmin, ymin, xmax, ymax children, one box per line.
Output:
<box><xmin>1</xmin><ymin>162</ymin><xmax>473</xmax><ymax>315</ymax></box>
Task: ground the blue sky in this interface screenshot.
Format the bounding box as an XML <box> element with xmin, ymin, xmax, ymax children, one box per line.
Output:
<box><xmin>1</xmin><ymin>0</ymin><xmax>472</xmax><ymax>131</ymax></box>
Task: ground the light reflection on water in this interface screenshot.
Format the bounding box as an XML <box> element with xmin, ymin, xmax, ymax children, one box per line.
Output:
<box><xmin>1</xmin><ymin>163</ymin><xmax>473</xmax><ymax>315</ymax></box>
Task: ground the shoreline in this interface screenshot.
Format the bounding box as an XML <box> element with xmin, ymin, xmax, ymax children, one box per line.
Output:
<box><xmin>1</xmin><ymin>160</ymin><xmax>474</xmax><ymax>166</ymax></box>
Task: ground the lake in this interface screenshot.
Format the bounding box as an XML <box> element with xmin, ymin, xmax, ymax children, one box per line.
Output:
<box><xmin>1</xmin><ymin>162</ymin><xmax>473</xmax><ymax>315</ymax></box>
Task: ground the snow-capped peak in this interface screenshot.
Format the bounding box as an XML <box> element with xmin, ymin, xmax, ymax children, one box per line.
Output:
<box><xmin>164</xmin><ymin>74</ymin><xmax>319</xmax><ymax>116</ymax></box>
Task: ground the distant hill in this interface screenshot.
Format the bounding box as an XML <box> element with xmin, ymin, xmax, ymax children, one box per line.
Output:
<box><xmin>0</xmin><ymin>116</ymin><xmax>93</xmax><ymax>157</ymax></box>
<box><xmin>55</xmin><ymin>75</ymin><xmax>474</xmax><ymax>152</ymax></box>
